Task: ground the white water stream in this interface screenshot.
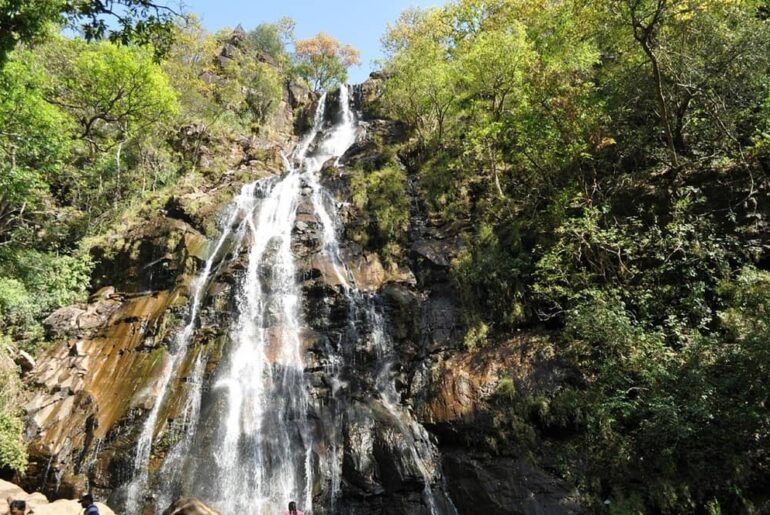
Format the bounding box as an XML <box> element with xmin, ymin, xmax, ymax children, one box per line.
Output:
<box><xmin>125</xmin><ymin>87</ymin><xmax>453</xmax><ymax>514</ymax></box>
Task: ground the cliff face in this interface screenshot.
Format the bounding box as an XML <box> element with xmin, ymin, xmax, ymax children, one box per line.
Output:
<box><xmin>20</xmin><ymin>80</ymin><xmax>580</xmax><ymax>515</ymax></box>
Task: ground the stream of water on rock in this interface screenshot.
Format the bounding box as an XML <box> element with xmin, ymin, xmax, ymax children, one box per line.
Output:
<box><xmin>124</xmin><ymin>87</ymin><xmax>454</xmax><ymax>514</ymax></box>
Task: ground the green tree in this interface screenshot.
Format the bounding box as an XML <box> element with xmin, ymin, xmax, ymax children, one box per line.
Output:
<box><xmin>601</xmin><ymin>0</ymin><xmax>770</xmax><ymax>164</ymax></box>
<box><xmin>43</xmin><ymin>39</ymin><xmax>178</xmax><ymax>203</ymax></box>
<box><xmin>294</xmin><ymin>32</ymin><xmax>361</xmax><ymax>90</ymax></box>
<box><xmin>0</xmin><ymin>0</ymin><xmax>180</xmax><ymax>66</ymax></box>
<box><xmin>162</xmin><ymin>16</ymin><xmax>219</xmax><ymax>124</ymax></box>
<box><xmin>247</xmin><ymin>17</ymin><xmax>294</xmax><ymax>66</ymax></box>
<box><xmin>0</xmin><ymin>56</ymin><xmax>70</xmax><ymax>239</ymax></box>
<box><xmin>382</xmin><ymin>36</ymin><xmax>458</xmax><ymax>142</ymax></box>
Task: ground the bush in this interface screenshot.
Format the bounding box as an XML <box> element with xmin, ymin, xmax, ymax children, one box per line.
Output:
<box><xmin>0</xmin><ymin>341</ymin><xmax>26</xmax><ymax>472</ymax></box>
<box><xmin>0</xmin><ymin>248</ymin><xmax>92</xmax><ymax>344</ymax></box>
<box><xmin>350</xmin><ymin>163</ymin><xmax>410</xmax><ymax>258</ymax></box>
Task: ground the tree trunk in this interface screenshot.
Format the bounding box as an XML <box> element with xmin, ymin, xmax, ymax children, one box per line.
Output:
<box><xmin>628</xmin><ymin>0</ymin><xmax>679</xmax><ymax>168</ymax></box>
<box><xmin>640</xmin><ymin>39</ymin><xmax>679</xmax><ymax>167</ymax></box>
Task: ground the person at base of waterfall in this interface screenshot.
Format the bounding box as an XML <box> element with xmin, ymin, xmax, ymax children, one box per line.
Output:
<box><xmin>79</xmin><ymin>493</ymin><xmax>99</xmax><ymax>515</ymax></box>
<box><xmin>8</xmin><ymin>499</ymin><xmax>26</xmax><ymax>515</ymax></box>
<box><xmin>285</xmin><ymin>500</ymin><xmax>304</xmax><ymax>515</ymax></box>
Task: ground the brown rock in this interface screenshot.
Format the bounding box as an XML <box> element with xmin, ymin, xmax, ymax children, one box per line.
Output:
<box><xmin>14</xmin><ymin>350</ymin><xmax>35</xmax><ymax>373</ymax></box>
<box><xmin>421</xmin><ymin>334</ymin><xmax>562</xmax><ymax>426</ymax></box>
<box><xmin>162</xmin><ymin>497</ymin><xmax>221</xmax><ymax>515</ymax></box>
<box><xmin>0</xmin><ymin>480</ymin><xmax>114</xmax><ymax>515</ymax></box>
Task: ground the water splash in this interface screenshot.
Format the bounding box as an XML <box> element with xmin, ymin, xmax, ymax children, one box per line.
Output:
<box><xmin>305</xmin><ymin>88</ymin><xmax>455</xmax><ymax>514</ymax></box>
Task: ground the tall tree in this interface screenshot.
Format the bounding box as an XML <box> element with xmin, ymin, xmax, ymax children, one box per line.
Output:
<box><xmin>293</xmin><ymin>32</ymin><xmax>360</xmax><ymax>91</ymax></box>
<box><xmin>0</xmin><ymin>57</ymin><xmax>69</xmax><ymax>238</ymax></box>
<box><xmin>43</xmin><ymin>39</ymin><xmax>178</xmax><ymax>203</ymax></box>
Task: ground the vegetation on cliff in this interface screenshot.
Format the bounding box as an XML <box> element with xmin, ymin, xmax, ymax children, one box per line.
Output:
<box><xmin>1</xmin><ymin>0</ymin><xmax>767</xmax><ymax>511</ymax></box>
<box><xmin>379</xmin><ymin>0</ymin><xmax>770</xmax><ymax>512</ymax></box>
<box><xmin>0</xmin><ymin>6</ymin><xmax>360</xmax><ymax>474</ymax></box>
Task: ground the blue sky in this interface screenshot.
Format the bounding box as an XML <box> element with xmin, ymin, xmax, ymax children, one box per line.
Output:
<box><xmin>180</xmin><ymin>0</ymin><xmax>444</xmax><ymax>83</ymax></box>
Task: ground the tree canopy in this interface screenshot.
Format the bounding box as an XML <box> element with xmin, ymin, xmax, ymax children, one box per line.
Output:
<box><xmin>0</xmin><ymin>0</ymin><xmax>179</xmax><ymax>65</ymax></box>
<box><xmin>294</xmin><ymin>32</ymin><xmax>361</xmax><ymax>90</ymax></box>
<box><xmin>378</xmin><ymin>0</ymin><xmax>770</xmax><ymax>511</ymax></box>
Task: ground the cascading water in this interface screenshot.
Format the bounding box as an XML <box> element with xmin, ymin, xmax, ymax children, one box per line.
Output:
<box><xmin>125</xmin><ymin>188</ymin><xmax>255</xmax><ymax>513</ymax></box>
<box><xmin>306</xmin><ymin>89</ymin><xmax>456</xmax><ymax>515</ymax></box>
<box><xmin>126</xmin><ymin>87</ymin><xmax>455</xmax><ymax>514</ymax></box>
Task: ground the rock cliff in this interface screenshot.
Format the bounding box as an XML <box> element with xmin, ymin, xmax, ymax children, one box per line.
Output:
<box><xmin>18</xmin><ymin>78</ymin><xmax>580</xmax><ymax>515</ymax></box>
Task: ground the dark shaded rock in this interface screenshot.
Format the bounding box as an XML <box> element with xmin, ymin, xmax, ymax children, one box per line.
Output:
<box><xmin>338</xmin><ymin>120</ymin><xmax>407</xmax><ymax>172</ymax></box>
<box><xmin>164</xmin><ymin>197</ymin><xmax>199</xmax><ymax>230</ymax></box>
<box><xmin>443</xmin><ymin>449</ymin><xmax>581</xmax><ymax>515</ymax></box>
<box><xmin>342</xmin><ymin>403</ymin><xmax>379</xmax><ymax>494</ymax></box>
<box><xmin>418</xmin><ymin>286</ymin><xmax>464</xmax><ymax>354</ymax></box>
<box><xmin>352</xmin><ymin>75</ymin><xmax>386</xmax><ymax>120</ymax></box>
<box><xmin>381</xmin><ymin>283</ymin><xmax>420</xmax><ymax>342</ymax></box>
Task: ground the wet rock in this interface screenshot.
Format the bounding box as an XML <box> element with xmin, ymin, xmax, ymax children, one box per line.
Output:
<box><xmin>162</xmin><ymin>497</ymin><xmax>221</xmax><ymax>515</ymax></box>
<box><xmin>342</xmin><ymin>403</ymin><xmax>379</xmax><ymax>494</ymax></box>
<box><xmin>443</xmin><ymin>450</ymin><xmax>581</xmax><ymax>515</ymax></box>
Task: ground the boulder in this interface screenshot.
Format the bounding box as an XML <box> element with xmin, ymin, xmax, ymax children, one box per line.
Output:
<box><xmin>14</xmin><ymin>350</ymin><xmax>35</xmax><ymax>373</ymax></box>
<box><xmin>162</xmin><ymin>497</ymin><xmax>221</xmax><ymax>515</ymax></box>
<box><xmin>0</xmin><ymin>480</ymin><xmax>114</xmax><ymax>515</ymax></box>
<box><xmin>42</xmin><ymin>299</ymin><xmax>120</xmax><ymax>339</ymax></box>
<box><xmin>42</xmin><ymin>306</ymin><xmax>86</xmax><ymax>338</ymax></box>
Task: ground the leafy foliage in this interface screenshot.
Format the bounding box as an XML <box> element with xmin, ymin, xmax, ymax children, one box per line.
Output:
<box><xmin>381</xmin><ymin>0</ymin><xmax>770</xmax><ymax>510</ymax></box>
<box><xmin>294</xmin><ymin>32</ymin><xmax>361</xmax><ymax>90</ymax></box>
<box><xmin>0</xmin><ymin>57</ymin><xmax>70</xmax><ymax>237</ymax></box>
<box><xmin>0</xmin><ymin>335</ymin><xmax>27</xmax><ymax>472</ymax></box>
<box><xmin>350</xmin><ymin>162</ymin><xmax>410</xmax><ymax>258</ymax></box>
<box><xmin>247</xmin><ymin>17</ymin><xmax>295</xmax><ymax>66</ymax></box>
<box><xmin>0</xmin><ymin>0</ymin><xmax>178</xmax><ymax>65</ymax></box>
<box><xmin>44</xmin><ymin>39</ymin><xmax>178</xmax><ymax>149</ymax></box>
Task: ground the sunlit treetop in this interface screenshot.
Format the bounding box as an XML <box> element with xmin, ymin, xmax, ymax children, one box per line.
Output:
<box><xmin>294</xmin><ymin>32</ymin><xmax>361</xmax><ymax>91</ymax></box>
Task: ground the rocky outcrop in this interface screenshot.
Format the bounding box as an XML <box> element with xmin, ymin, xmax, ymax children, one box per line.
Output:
<box><xmin>420</xmin><ymin>335</ymin><xmax>567</xmax><ymax>432</ymax></box>
<box><xmin>0</xmin><ymin>480</ymin><xmax>114</xmax><ymax>515</ymax></box>
<box><xmin>24</xmin><ymin>288</ymin><xmax>182</xmax><ymax>497</ymax></box>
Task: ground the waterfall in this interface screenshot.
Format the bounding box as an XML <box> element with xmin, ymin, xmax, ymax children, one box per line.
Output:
<box><xmin>125</xmin><ymin>187</ymin><xmax>254</xmax><ymax>513</ymax></box>
<box><xmin>126</xmin><ymin>88</ymin><xmax>454</xmax><ymax>514</ymax></box>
